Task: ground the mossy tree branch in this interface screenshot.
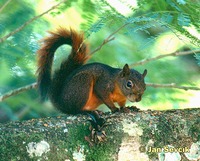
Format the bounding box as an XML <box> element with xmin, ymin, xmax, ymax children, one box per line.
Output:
<box><xmin>0</xmin><ymin>108</ymin><xmax>199</xmax><ymax>160</ymax></box>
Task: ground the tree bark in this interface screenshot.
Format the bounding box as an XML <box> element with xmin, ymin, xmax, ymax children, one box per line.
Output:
<box><xmin>0</xmin><ymin>108</ymin><xmax>199</xmax><ymax>161</ymax></box>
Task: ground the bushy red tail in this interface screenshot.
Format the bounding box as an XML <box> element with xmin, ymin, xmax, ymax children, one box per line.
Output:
<box><xmin>37</xmin><ymin>28</ymin><xmax>90</xmax><ymax>101</ymax></box>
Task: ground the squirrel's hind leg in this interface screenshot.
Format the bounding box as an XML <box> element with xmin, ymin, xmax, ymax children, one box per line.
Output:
<box><xmin>85</xmin><ymin>111</ymin><xmax>107</xmax><ymax>145</ymax></box>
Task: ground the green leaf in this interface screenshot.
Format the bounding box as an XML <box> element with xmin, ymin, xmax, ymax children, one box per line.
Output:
<box><xmin>195</xmin><ymin>54</ymin><xmax>200</xmax><ymax>66</ymax></box>
<box><xmin>166</xmin><ymin>0</ymin><xmax>181</xmax><ymax>11</ymax></box>
<box><xmin>177</xmin><ymin>0</ymin><xmax>186</xmax><ymax>5</ymax></box>
<box><xmin>178</xmin><ymin>13</ymin><xmax>191</xmax><ymax>26</ymax></box>
<box><xmin>161</xmin><ymin>13</ymin><xmax>173</xmax><ymax>23</ymax></box>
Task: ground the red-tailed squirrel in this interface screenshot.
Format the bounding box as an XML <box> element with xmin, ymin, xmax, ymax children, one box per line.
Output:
<box><xmin>37</xmin><ymin>28</ymin><xmax>147</xmax><ymax>139</ymax></box>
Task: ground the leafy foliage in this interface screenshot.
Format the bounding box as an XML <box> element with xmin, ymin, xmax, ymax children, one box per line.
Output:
<box><xmin>195</xmin><ymin>54</ymin><xmax>200</xmax><ymax>66</ymax></box>
<box><xmin>0</xmin><ymin>0</ymin><xmax>199</xmax><ymax>122</ymax></box>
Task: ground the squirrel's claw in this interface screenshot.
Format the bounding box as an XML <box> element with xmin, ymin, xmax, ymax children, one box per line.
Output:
<box><xmin>85</xmin><ymin>111</ymin><xmax>107</xmax><ymax>145</ymax></box>
<box><xmin>85</xmin><ymin>117</ymin><xmax>107</xmax><ymax>145</ymax></box>
<box><xmin>120</xmin><ymin>106</ymin><xmax>140</xmax><ymax>113</ymax></box>
<box><xmin>90</xmin><ymin>118</ymin><xmax>107</xmax><ymax>142</ymax></box>
<box><xmin>90</xmin><ymin>127</ymin><xmax>107</xmax><ymax>144</ymax></box>
<box><xmin>84</xmin><ymin>129</ymin><xmax>106</xmax><ymax>146</ymax></box>
<box><xmin>95</xmin><ymin>130</ymin><xmax>107</xmax><ymax>142</ymax></box>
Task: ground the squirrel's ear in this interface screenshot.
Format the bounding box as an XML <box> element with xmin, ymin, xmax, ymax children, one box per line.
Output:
<box><xmin>142</xmin><ymin>69</ymin><xmax>147</xmax><ymax>78</ymax></box>
<box><xmin>120</xmin><ymin>64</ymin><xmax>130</xmax><ymax>77</ymax></box>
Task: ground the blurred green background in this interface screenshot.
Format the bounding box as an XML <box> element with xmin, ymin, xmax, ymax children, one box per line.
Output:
<box><xmin>0</xmin><ymin>0</ymin><xmax>199</xmax><ymax>122</ymax></box>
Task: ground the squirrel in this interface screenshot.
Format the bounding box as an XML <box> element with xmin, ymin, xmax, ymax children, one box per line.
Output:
<box><xmin>37</xmin><ymin>27</ymin><xmax>147</xmax><ymax>140</ymax></box>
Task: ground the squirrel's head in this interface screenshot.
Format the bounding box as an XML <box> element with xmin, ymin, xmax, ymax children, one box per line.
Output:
<box><xmin>118</xmin><ymin>64</ymin><xmax>147</xmax><ymax>102</ymax></box>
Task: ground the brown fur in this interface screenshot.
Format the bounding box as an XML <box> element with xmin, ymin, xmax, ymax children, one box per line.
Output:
<box><xmin>37</xmin><ymin>28</ymin><xmax>89</xmax><ymax>101</ymax></box>
<box><xmin>37</xmin><ymin>28</ymin><xmax>147</xmax><ymax>114</ymax></box>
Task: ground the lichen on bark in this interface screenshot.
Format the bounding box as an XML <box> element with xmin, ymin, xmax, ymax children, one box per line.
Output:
<box><xmin>0</xmin><ymin>108</ymin><xmax>199</xmax><ymax>161</ymax></box>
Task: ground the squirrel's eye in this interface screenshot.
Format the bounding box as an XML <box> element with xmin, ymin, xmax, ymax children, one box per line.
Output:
<box><xmin>126</xmin><ymin>80</ymin><xmax>133</xmax><ymax>88</ymax></box>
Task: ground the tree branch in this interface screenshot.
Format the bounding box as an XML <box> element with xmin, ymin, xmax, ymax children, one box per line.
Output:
<box><xmin>1</xmin><ymin>82</ymin><xmax>200</xmax><ymax>102</ymax></box>
<box><xmin>0</xmin><ymin>0</ymin><xmax>67</xmax><ymax>43</ymax></box>
<box><xmin>90</xmin><ymin>23</ymin><xmax>130</xmax><ymax>55</ymax></box>
<box><xmin>1</xmin><ymin>108</ymin><xmax>199</xmax><ymax>160</ymax></box>
<box><xmin>146</xmin><ymin>83</ymin><xmax>200</xmax><ymax>91</ymax></box>
<box><xmin>0</xmin><ymin>83</ymin><xmax>37</xmax><ymax>102</ymax></box>
<box><xmin>0</xmin><ymin>0</ymin><xmax>12</xmax><ymax>13</ymax></box>
<box><xmin>131</xmin><ymin>49</ymin><xmax>200</xmax><ymax>67</ymax></box>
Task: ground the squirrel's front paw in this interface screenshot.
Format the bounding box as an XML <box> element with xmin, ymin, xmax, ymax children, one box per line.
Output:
<box><xmin>120</xmin><ymin>106</ymin><xmax>140</xmax><ymax>113</ymax></box>
<box><xmin>129</xmin><ymin>106</ymin><xmax>141</xmax><ymax>112</ymax></box>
